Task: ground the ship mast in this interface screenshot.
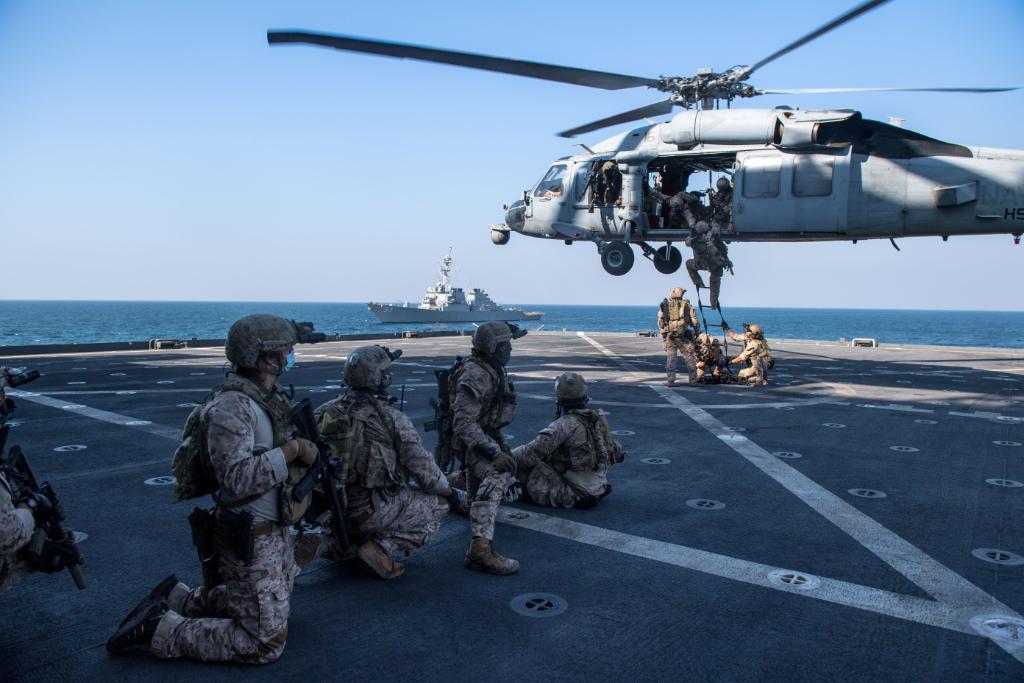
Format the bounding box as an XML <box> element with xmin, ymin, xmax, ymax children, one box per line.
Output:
<box><xmin>437</xmin><ymin>248</ymin><xmax>454</xmax><ymax>290</ymax></box>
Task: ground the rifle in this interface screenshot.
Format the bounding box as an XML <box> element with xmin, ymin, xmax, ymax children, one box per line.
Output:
<box><xmin>425</xmin><ymin>364</ymin><xmax>455</xmax><ymax>472</ymax></box>
<box><xmin>0</xmin><ymin>439</ymin><xmax>86</xmax><ymax>589</ymax></box>
<box><xmin>290</xmin><ymin>398</ymin><xmax>349</xmax><ymax>552</ymax></box>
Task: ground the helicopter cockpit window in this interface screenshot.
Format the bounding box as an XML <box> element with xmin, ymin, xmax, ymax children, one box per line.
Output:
<box><xmin>792</xmin><ymin>155</ymin><xmax>834</xmax><ymax>197</ymax></box>
<box><xmin>741</xmin><ymin>155</ymin><xmax>781</xmax><ymax>198</ymax></box>
<box><xmin>534</xmin><ymin>164</ymin><xmax>567</xmax><ymax>198</ymax></box>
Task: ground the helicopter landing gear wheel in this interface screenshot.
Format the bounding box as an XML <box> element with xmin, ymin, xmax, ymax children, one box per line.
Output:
<box><xmin>601</xmin><ymin>241</ymin><xmax>634</xmax><ymax>276</ymax></box>
<box><xmin>653</xmin><ymin>245</ymin><xmax>682</xmax><ymax>274</ymax></box>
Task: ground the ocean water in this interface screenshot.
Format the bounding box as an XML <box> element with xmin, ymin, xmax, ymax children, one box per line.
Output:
<box><xmin>1</xmin><ymin>301</ymin><xmax>1022</xmax><ymax>349</ymax></box>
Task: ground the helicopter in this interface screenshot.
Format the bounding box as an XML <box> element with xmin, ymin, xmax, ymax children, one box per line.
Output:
<box><xmin>267</xmin><ymin>0</ymin><xmax>1022</xmax><ymax>278</ymax></box>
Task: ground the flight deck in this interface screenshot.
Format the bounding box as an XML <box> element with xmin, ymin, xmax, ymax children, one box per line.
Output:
<box><xmin>1</xmin><ymin>332</ymin><xmax>1022</xmax><ymax>681</ymax></box>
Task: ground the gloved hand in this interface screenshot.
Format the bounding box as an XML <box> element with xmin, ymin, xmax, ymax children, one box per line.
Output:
<box><xmin>473</xmin><ymin>441</ymin><xmax>500</xmax><ymax>460</ymax></box>
<box><xmin>284</xmin><ymin>438</ymin><xmax>319</xmax><ymax>466</ymax></box>
<box><xmin>720</xmin><ymin>321</ymin><xmax>729</xmax><ymax>331</ymax></box>
<box><xmin>491</xmin><ymin>452</ymin><xmax>517</xmax><ymax>475</ymax></box>
<box><xmin>503</xmin><ymin>478</ymin><xmax>522</xmax><ymax>503</ymax></box>
<box><xmin>32</xmin><ymin>535</ymin><xmax>82</xmax><ymax>574</ymax></box>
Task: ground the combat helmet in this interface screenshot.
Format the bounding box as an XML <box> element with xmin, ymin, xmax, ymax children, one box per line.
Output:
<box><xmin>669</xmin><ymin>287</ymin><xmax>686</xmax><ymax>299</ymax></box>
<box><xmin>716</xmin><ymin>177</ymin><xmax>731</xmax><ymax>192</ymax></box>
<box><xmin>225</xmin><ymin>314</ymin><xmax>298</xmax><ymax>369</ymax></box>
<box><xmin>345</xmin><ymin>345</ymin><xmax>402</xmax><ymax>391</ymax></box>
<box><xmin>555</xmin><ymin>372</ymin><xmax>588</xmax><ymax>405</ymax></box>
<box><xmin>472</xmin><ymin>321</ymin><xmax>527</xmax><ymax>355</ymax></box>
<box><xmin>746</xmin><ymin>323</ymin><xmax>764</xmax><ymax>338</ymax></box>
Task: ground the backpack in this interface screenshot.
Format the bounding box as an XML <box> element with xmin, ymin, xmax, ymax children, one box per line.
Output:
<box><xmin>170</xmin><ymin>396</ymin><xmax>217</xmax><ymax>502</ymax></box>
<box><xmin>170</xmin><ymin>376</ymin><xmax>294</xmax><ymax>503</ymax></box>
<box><xmin>316</xmin><ymin>398</ymin><xmax>356</xmax><ymax>487</ymax></box>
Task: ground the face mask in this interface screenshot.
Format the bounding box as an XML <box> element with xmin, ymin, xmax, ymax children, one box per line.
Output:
<box><xmin>285</xmin><ymin>351</ymin><xmax>295</xmax><ymax>372</ymax></box>
<box><xmin>493</xmin><ymin>342</ymin><xmax>512</xmax><ymax>367</ymax></box>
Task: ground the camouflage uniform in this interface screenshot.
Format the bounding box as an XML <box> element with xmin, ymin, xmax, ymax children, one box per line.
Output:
<box><xmin>658</xmin><ymin>290</ymin><xmax>700</xmax><ymax>386</ymax></box>
<box><xmin>684</xmin><ymin>211</ymin><xmax>733</xmax><ymax>309</ymax></box>
<box><xmin>512</xmin><ymin>409</ymin><xmax>624</xmax><ymax>508</ymax></box>
<box><xmin>709</xmin><ymin>183</ymin><xmax>734</xmax><ymax>233</ymax></box>
<box><xmin>151</xmin><ymin>378</ymin><xmax>300</xmax><ymax>664</ymax></box>
<box><xmin>315</xmin><ymin>393</ymin><xmax>449</xmax><ymax>559</ymax></box>
<box><xmin>451</xmin><ymin>356</ymin><xmax>517</xmax><ymax>541</ymax></box>
<box><xmin>0</xmin><ymin>471</ymin><xmax>35</xmax><ymax>592</ymax></box>
<box><xmin>653</xmin><ymin>189</ymin><xmax>698</xmax><ymax>229</ymax></box>
<box><xmin>727</xmin><ymin>327</ymin><xmax>773</xmax><ymax>386</ymax></box>
<box><xmin>695</xmin><ymin>332</ymin><xmax>727</xmax><ymax>382</ymax></box>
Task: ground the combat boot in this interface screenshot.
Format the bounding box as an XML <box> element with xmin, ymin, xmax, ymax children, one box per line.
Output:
<box><xmin>106</xmin><ymin>602</ymin><xmax>167</xmax><ymax>653</ymax></box>
<box><xmin>464</xmin><ymin>537</ymin><xmax>520</xmax><ymax>575</ymax></box>
<box><xmin>357</xmin><ymin>540</ymin><xmax>405</xmax><ymax>580</ymax></box>
<box><xmin>665</xmin><ymin>375</ymin><xmax>676</xmax><ymax>387</ymax></box>
<box><xmin>112</xmin><ymin>574</ymin><xmax>180</xmax><ymax>633</ymax></box>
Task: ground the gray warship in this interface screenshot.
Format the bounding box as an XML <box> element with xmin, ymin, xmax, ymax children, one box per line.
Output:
<box><xmin>368</xmin><ymin>250</ymin><xmax>543</xmax><ymax>324</ymax></box>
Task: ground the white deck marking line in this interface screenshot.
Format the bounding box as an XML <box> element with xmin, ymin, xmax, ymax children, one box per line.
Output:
<box><xmin>577</xmin><ymin>333</ymin><xmax>1024</xmax><ymax>662</ymax></box>
<box><xmin>498</xmin><ymin>509</ymin><xmax>993</xmax><ymax>639</ymax></box>
<box><xmin>950</xmin><ymin>411</ymin><xmax>1024</xmax><ymax>424</ymax></box>
<box><xmin>10</xmin><ymin>391</ymin><xmax>181</xmax><ymax>440</ymax></box>
<box><xmin>519</xmin><ymin>393</ymin><xmax>850</xmax><ymax>411</ymax></box>
<box><xmin>857</xmin><ymin>403</ymin><xmax>935</xmax><ymax>414</ymax></box>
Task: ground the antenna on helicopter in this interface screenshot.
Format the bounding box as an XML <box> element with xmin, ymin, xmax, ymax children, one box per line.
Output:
<box><xmin>574</xmin><ymin>143</ymin><xmax>595</xmax><ymax>155</ymax></box>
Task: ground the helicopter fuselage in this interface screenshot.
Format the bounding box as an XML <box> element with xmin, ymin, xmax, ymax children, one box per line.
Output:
<box><xmin>493</xmin><ymin>108</ymin><xmax>1024</xmax><ymax>275</ymax></box>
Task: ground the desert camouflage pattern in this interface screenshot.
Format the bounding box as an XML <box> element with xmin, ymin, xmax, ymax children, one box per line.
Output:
<box><xmin>0</xmin><ymin>472</ymin><xmax>35</xmax><ymax>592</ymax></box>
<box><xmin>695</xmin><ymin>333</ymin><xmax>727</xmax><ymax>380</ymax></box>
<box><xmin>149</xmin><ymin>383</ymin><xmax>296</xmax><ymax>663</ymax></box>
<box><xmin>658</xmin><ymin>298</ymin><xmax>699</xmax><ymax>384</ymax></box>
<box><xmin>728</xmin><ymin>330</ymin><xmax>773</xmax><ymax>385</ymax></box>
<box><xmin>151</xmin><ymin>526</ymin><xmax>297</xmax><ymax>664</ymax></box>
<box><xmin>512</xmin><ymin>409</ymin><xmax>623</xmax><ymax>508</ymax></box>
<box><xmin>709</xmin><ymin>185</ymin><xmax>734</xmax><ymax>232</ymax></box>
<box><xmin>201</xmin><ymin>381</ymin><xmax>293</xmax><ymax>505</ymax></box>
<box><xmin>316</xmin><ymin>394</ymin><xmax>449</xmax><ymax>556</ymax></box>
<box><xmin>653</xmin><ymin>189</ymin><xmax>696</xmax><ymax>228</ymax></box>
<box><xmin>451</xmin><ymin>356</ymin><xmax>517</xmax><ymax>540</ymax></box>
<box><xmin>684</xmin><ymin>214</ymin><xmax>733</xmax><ymax>308</ymax></box>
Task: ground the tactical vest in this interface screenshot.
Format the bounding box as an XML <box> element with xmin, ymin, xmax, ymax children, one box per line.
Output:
<box><xmin>171</xmin><ymin>374</ymin><xmax>301</xmax><ymax>513</ymax></box>
<box><xmin>551</xmin><ymin>410</ymin><xmax>625</xmax><ymax>473</ymax></box>
<box><xmin>662</xmin><ymin>298</ymin><xmax>694</xmax><ymax>337</ymax></box>
<box><xmin>449</xmin><ymin>356</ymin><xmax>517</xmax><ymax>433</ymax></box>
<box><xmin>696</xmin><ymin>336</ymin><xmax>719</xmax><ymax>362</ymax></box>
<box><xmin>318</xmin><ymin>393</ymin><xmax>408</xmax><ymax>499</ymax></box>
<box><xmin>753</xmin><ymin>338</ymin><xmax>773</xmax><ymax>365</ymax></box>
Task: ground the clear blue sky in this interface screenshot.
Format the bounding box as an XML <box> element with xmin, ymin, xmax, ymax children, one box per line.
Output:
<box><xmin>1</xmin><ymin>0</ymin><xmax>1021</xmax><ymax>309</ymax></box>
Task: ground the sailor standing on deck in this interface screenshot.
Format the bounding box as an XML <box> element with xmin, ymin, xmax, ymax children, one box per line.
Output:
<box><xmin>658</xmin><ymin>288</ymin><xmax>700</xmax><ymax>387</ymax></box>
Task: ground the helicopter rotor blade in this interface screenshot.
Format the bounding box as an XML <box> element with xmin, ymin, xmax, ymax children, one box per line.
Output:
<box><xmin>557</xmin><ymin>99</ymin><xmax>676</xmax><ymax>138</ymax></box>
<box><xmin>741</xmin><ymin>0</ymin><xmax>891</xmax><ymax>78</ymax></box>
<box><xmin>757</xmin><ymin>86</ymin><xmax>1020</xmax><ymax>94</ymax></box>
<box><xmin>267</xmin><ymin>30</ymin><xmax>659</xmax><ymax>91</ymax></box>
